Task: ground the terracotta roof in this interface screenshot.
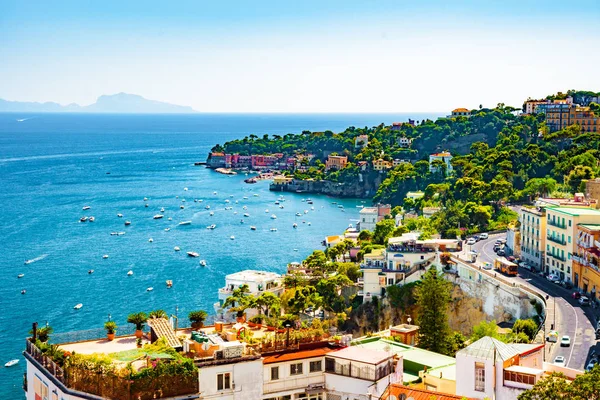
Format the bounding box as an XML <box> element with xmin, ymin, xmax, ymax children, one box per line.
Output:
<box><xmin>452</xmin><ymin>108</ymin><xmax>470</xmax><ymax>113</ymax></box>
<box><xmin>263</xmin><ymin>347</ymin><xmax>334</xmax><ymax>364</ymax></box>
<box><xmin>383</xmin><ymin>384</ymin><xmax>474</xmax><ymax>400</ymax></box>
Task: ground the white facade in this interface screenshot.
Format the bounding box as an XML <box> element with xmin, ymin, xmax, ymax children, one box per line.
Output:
<box><xmin>263</xmin><ymin>355</ymin><xmax>327</xmax><ymax>399</ymax></box>
<box><xmin>25</xmin><ymin>358</ymin><xmax>82</xmax><ymax>400</ymax></box>
<box><xmin>354</xmin><ymin>135</ymin><xmax>369</xmax><ymax>149</ymax></box>
<box><xmin>397</xmin><ymin>137</ymin><xmax>412</xmax><ymax>148</ymax></box>
<box><xmin>428</xmin><ymin>152</ymin><xmax>453</xmax><ymax>173</ymax></box>
<box><xmin>520</xmin><ymin>207</ymin><xmax>545</xmax><ymax>271</ymax></box>
<box><xmin>359</xmin><ymin>207</ymin><xmax>378</xmax><ymax>232</ymax></box>
<box><xmin>198</xmin><ymin>358</ymin><xmax>263</xmax><ymax>399</ymax></box>
<box><xmin>217</xmin><ymin>270</ymin><xmax>284</xmax><ymax>308</ymax></box>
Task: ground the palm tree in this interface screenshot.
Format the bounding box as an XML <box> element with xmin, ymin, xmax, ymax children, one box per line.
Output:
<box><xmin>188</xmin><ymin>310</ymin><xmax>208</xmax><ymax>329</ymax></box>
<box><xmin>127</xmin><ymin>312</ymin><xmax>148</xmax><ymax>337</ymax></box>
<box><xmin>223</xmin><ymin>284</ymin><xmax>251</xmax><ymax>319</ymax></box>
<box><xmin>149</xmin><ymin>309</ymin><xmax>168</xmax><ymax>319</ymax></box>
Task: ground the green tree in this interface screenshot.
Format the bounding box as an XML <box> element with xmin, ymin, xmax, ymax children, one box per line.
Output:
<box><xmin>149</xmin><ymin>309</ymin><xmax>168</xmax><ymax>319</ymax></box>
<box><xmin>373</xmin><ymin>219</ymin><xmax>397</xmax><ymax>244</ymax></box>
<box><xmin>517</xmin><ymin>372</ymin><xmax>573</xmax><ymax>400</ymax></box>
<box><xmin>223</xmin><ymin>284</ymin><xmax>252</xmax><ymax>316</ymax></box>
<box><xmin>565</xmin><ymin>165</ymin><xmax>595</xmax><ymax>193</ymax></box>
<box><xmin>512</xmin><ymin>319</ymin><xmax>538</xmax><ymax>341</ymax></box>
<box><xmin>471</xmin><ymin>320</ymin><xmax>501</xmax><ymax>341</ymax></box>
<box><xmin>358</xmin><ymin>230</ymin><xmax>373</xmax><ymax>242</ymax></box>
<box><xmin>523</xmin><ymin>177</ymin><xmax>557</xmax><ymax>198</ymax></box>
<box><xmin>415</xmin><ymin>267</ymin><xmax>453</xmax><ymax>355</ymax></box>
<box><xmin>255</xmin><ymin>292</ymin><xmax>280</xmax><ymax>317</ymax></box>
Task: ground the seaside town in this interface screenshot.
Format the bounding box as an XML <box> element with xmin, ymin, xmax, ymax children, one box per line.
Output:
<box><xmin>20</xmin><ymin>90</ymin><xmax>600</xmax><ymax>400</ymax></box>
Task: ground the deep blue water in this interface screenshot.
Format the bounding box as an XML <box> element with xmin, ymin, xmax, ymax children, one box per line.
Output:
<box><xmin>0</xmin><ymin>112</ymin><xmax>440</xmax><ymax>396</ymax></box>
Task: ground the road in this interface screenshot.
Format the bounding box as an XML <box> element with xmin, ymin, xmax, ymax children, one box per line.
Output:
<box><xmin>467</xmin><ymin>232</ymin><xmax>598</xmax><ymax>370</ymax></box>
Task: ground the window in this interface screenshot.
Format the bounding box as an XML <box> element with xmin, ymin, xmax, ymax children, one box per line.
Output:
<box><xmin>475</xmin><ymin>362</ymin><xmax>485</xmax><ymax>392</ymax></box>
<box><xmin>271</xmin><ymin>366</ymin><xmax>279</xmax><ymax>380</ymax></box>
<box><xmin>290</xmin><ymin>362</ymin><xmax>303</xmax><ymax>375</ymax></box>
<box><xmin>568</xmin><ymin>219</ymin><xmax>571</xmax><ymax>227</ymax></box>
<box><xmin>310</xmin><ymin>360</ymin><xmax>322</xmax><ymax>372</ymax></box>
<box><xmin>217</xmin><ymin>372</ymin><xmax>231</xmax><ymax>390</ymax></box>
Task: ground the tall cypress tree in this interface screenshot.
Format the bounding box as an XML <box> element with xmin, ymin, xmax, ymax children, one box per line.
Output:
<box><xmin>414</xmin><ymin>266</ymin><xmax>453</xmax><ymax>355</ymax></box>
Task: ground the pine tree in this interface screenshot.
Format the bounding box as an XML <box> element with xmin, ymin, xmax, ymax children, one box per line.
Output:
<box><xmin>414</xmin><ymin>266</ymin><xmax>453</xmax><ymax>355</ymax></box>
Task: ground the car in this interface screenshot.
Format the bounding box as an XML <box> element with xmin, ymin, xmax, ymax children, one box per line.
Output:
<box><xmin>493</xmin><ymin>245</ymin><xmax>501</xmax><ymax>252</ymax></box>
<box><xmin>546</xmin><ymin>330</ymin><xmax>559</xmax><ymax>342</ymax></box>
<box><xmin>579</xmin><ymin>296</ymin><xmax>590</xmax><ymax>306</ymax></box>
<box><xmin>473</xmin><ymin>235</ymin><xmax>480</xmax><ymax>242</ymax></box>
<box><xmin>482</xmin><ymin>262</ymin><xmax>493</xmax><ymax>270</ymax></box>
<box><xmin>466</xmin><ymin>238</ymin><xmax>476</xmax><ymax>245</ymax></box>
<box><xmin>497</xmin><ymin>249</ymin><xmax>506</xmax><ymax>256</ymax></box>
<box><xmin>586</xmin><ymin>358</ymin><xmax>598</xmax><ymax>372</ymax></box>
<box><xmin>479</xmin><ymin>233</ymin><xmax>489</xmax><ymax>239</ymax></box>
<box><xmin>572</xmin><ymin>291</ymin><xmax>582</xmax><ymax>299</ymax></box>
<box><xmin>560</xmin><ymin>336</ymin><xmax>571</xmax><ymax>347</ymax></box>
<box><xmin>596</xmin><ymin>320</ymin><xmax>600</xmax><ymax>330</ymax></box>
<box><xmin>547</xmin><ymin>274</ymin><xmax>559</xmax><ymax>282</ymax></box>
<box><xmin>554</xmin><ymin>356</ymin><xmax>566</xmax><ymax>366</ymax></box>
<box><xmin>519</xmin><ymin>262</ymin><xmax>531</xmax><ymax>271</ymax></box>
<box><xmin>560</xmin><ymin>280</ymin><xmax>573</xmax><ymax>289</ymax></box>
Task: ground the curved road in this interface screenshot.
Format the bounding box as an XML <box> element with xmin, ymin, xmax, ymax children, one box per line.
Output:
<box><xmin>468</xmin><ymin>233</ymin><xmax>598</xmax><ymax>370</ymax></box>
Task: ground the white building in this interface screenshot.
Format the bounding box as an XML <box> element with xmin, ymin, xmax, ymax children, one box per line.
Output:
<box><xmin>455</xmin><ymin>336</ymin><xmax>581</xmax><ymax>400</ymax></box>
<box><xmin>429</xmin><ymin>152</ymin><xmax>453</xmax><ymax>174</ymax></box>
<box><xmin>216</xmin><ymin>270</ymin><xmax>284</xmax><ymax>316</ymax></box>
<box><xmin>358</xmin><ymin>204</ymin><xmax>391</xmax><ymax>232</ymax></box>
<box><xmin>519</xmin><ymin>207</ymin><xmax>546</xmax><ymax>271</ymax></box>
<box><xmin>398</xmin><ymin>136</ymin><xmax>412</xmax><ymax>148</ymax></box>
<box><xmin>198</xmin><ymin>356</ymin><xmax>264</xmax><ymax>399</ymax></box>
<box><xmin>354</xmin><ymin>134</ymin><xmax>369</xmax><ymax>149</ymax></box>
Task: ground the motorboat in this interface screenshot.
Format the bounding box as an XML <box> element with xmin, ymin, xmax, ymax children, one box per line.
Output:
<box><xmin>164</xmin><ymin>228</ymin><xmax>170</xmax><ymax>232</ymax></box>
<box><xmin>293</xmin><ymin>223</ymin><xmax>298</xmax><ymax>228</ymax></box>
<box><xmin>294</xmin><ymin>249</ymin><xmax>298</xmax><ymax>251</ymax></box>
<box><xmin>301</xmin><ymin>199</ymin><xmax>305</xmax><ymax>202</ymax></box>
<box><xmin>296</xmin><ymin>212</ymin><xmax>302</xmax><ymax>216</ymax></box>
<box><xmin>80</xmin><ymin>217</ymin><xmax>88</xmax><ymax>222</ymax></box>
<box><xmin>210</xmin><ymin>212</ymin><xmax>214</xmax><ymax>216</ymax></box>
<box><xmin>225</xmin><ymin>199</ymin><xmax>230</xmax><ymax>203</ymax></box>
<box><xmin>153</xmin><ymin>214</ymin><xmax>164</xmax><ymax>219</ymax></box>
<box><xmin>274</xmin><ymin>201</ymin><xmax>280</xmax><ymax>205</ymax></box>
<box><xmin>168</xmin><ymin>217</ymin><xmax>172</xmax><ymax>221</ymax></box>
<box><xmin>230</xmin><ymin>236</ymin><xmax>235</xmax><ymax>240</ymax></box>
<box><xmin>88</xmin><ymin>216</ymin><xmax>95</xmax><ymax>222</ymax></box>
<box><xmin>82</xmin><ymin>206</ymin><xmax>91</xmax><ymax>210</ymax></box>
<box><xmin>124</xmin><ymin>221</ymin><xmax>131</xmax><ymax>226</ymax></box>
<box><xmin>187</xmin><ymin>252</ymin><xmax>200</xmax><ymax>257</ymax></box>
<box><xmin>253</xmin><ymin>194</ymin><xmax>259</xmax><ymax>197</ymax></box>
<box><xmin>166</xmin><ymin>280</ymin><xmax>173</xmax><ymax>288</ymax></box>
<box><xmin>230</xmin><ymin>194</ymin><xmax>234</xmax><ymax>198</ymax></box>
<box><xmin>205</xmin><ymin>205</ymin><xmax>211</xmax><ymax>209</ymax></box>
<box><xmin>143</xmin><ymin>197</ymin><xmax>148</xmax><ymax>201</ymax></box>
<box><xmin>73</xmin><ymin>303</ymin><xmax>83</xmax><ymax>309</ymax></box>
<box><xmin>184</xmin><ymin>187</ymin><xmax>188</xmax><ymax>191</ymax></box>
<box><xmin>180</xmin><ymin>205</ymin><xmax>185</xmax><ymax>209</ymax></box>
<box><xmin>118</xmin><ymin>232</ymin><xmax>125</xmax><ymax>235</ymax></box>
<box><xmin>279</xmin><ymin>205</ymin><xmax>284</xmax><ymax>209</ymax></box>
<box><xmin>127</xmin><ymin>270</ymin><xmax>133</xmax><ymax>276</ymax></box>
<box><xmin>250</xmin><ymin>226</ymin><xmax>257</xmax><ymax>230</ymax></box>
<box><xmin>182</xmin><ymin>199</ymin><xmax>186</xmax><ymax>203</ymax></box>
<box><xmin>265</xmin><ymin>209</ymin><xmax>269</xmax><ymax>213</ymax></box>
<box><xmin>243</xmin><ymin>196</ymin><xmax>249</xmax><ymax>199</ymax></box>
<box><xmin>307</xmin><ymin>200</ymin><xmax>313</xmax><ymax>204</ymax></box>
<box><xmin>311</xmin><ymin>206</ymin><xmax>315</xmax><ymax>210</ymax></box>
<box><xmin>208</xmin><ymin>224</ymin><xmax>216</xmax><ymax>229</ymax></box>
<box><xmin>24</xmin><ymin>259</ymin><xmax>34</xmax><ymax>265</ymax></box>
<box><xmin>194</xmin><ymin>199</ymin><xmax>198</xmax><ymax>202</ymax></box>
<box><xmin>117</xmin><ymin>213</ymin><xmax>123</xmax><ymax>217</ymax></box>
<box><xmin>244</xmin><ymin>213</ymin><xmax>250</xmax><ymax>217</ymax></box>
<box><xmin>145</xmin><ymin>204</ymin><xmax>149</xmax><ymax>208</ymax></box>
<box><xmin>148</xmin><ymin>238</ymin><xmax>153</xmax><ymax>243</ymax></box>
<box><xmin>17</xmin><ymin>274</ymin><xmax>24</xmax><ymax>278</ymax></box>
<box><xmin>174</xmin><ymin>246</ymin><xmax>180</xmax><ymax>251</ymax></box>
<box><xmin>338</xmin><ymin>205</ymin><xmax>344</xmax><ymax>208</ymax></box>
<box><xmin>308</xmin><ymin>222</ymin><xmax>312</xmax><ymax>226</ymax></box>
<box><xmin>270</xmin><ymin>228</ymin><xmax>277</xmax><ymax>232</ymax></box>
<box><xmin>21</xmin><ymin>290</ymin><xmax>26</xmax><ymax>294</ymax></box>
<box><xmin>88</xmin><ymin>269</ymin><xmax>94</xmax><ymax>274</ymax></box>
<box><xmin>233</xmin><ymin>211</ymin><xmax>238</xmax><ymax>214</ymax></box>
<box><xmin>304</xmin><ymin>210</ymin><xmax>308</xmax><ymax>214</ymax></box>
<box><xmin>160</xmin><ymin>208</ymin><xmax>165</xmax><ymax>212</ymax></box>
<box><xmin>103</xmin><ymin>255</ymin><xmax>109</xmax><ymax>259</ymax></box>
<box><xmin>5</xmin><ymin>359</ymin><xmax>19</xmax><ymax>368</ymax></box>
<box><xmin>179</xmin><ymin>221</ymin><xmax>192</xmax><ymax>226</ymax></box>
<box><xmin>199</xmin><ymin>199</ymin><xmax>203</xmax><ymax>202</ymax></box>
<box><xmin>213</xmin><ymin>191</ymin><xmax>218</xmax><ymax>195</ymax></box>
<box><xmin>243</xmin><ymin>206</ymin><xmax>248</xmax><ymax>210</ymax></box>
<box><xmin>235</xmin><ymin>200</ymin><xmax>238</xmax><ymax>204</ymax></box>
<box><xmin>199</xmin><ymin>260</ymin><xmax>207</xmax><ymax>267</ymax></box>
<box><xmin>240</xmin><ymin>219</ymin><xmax>244</xmax><ymax>223</ymax></box>
<box><xmin>147</xmin><ymin>287</ymin><xmax>153</xmax><ymax>292</ymax></box>
<box><xmin>271</xmin><ymin>214</ymin><xmax>277</xmax><ymax>219</ymax></box>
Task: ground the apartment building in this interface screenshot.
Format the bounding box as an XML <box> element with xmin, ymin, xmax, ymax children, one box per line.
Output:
<box><xmin>398</xmin><ymin>136</ymin><xmax>412</xmax><ymax>148</ymax></box>
<box><xmin>519</xmin><ymin>207</ymin><xmax>546</xmax><ymax>271</ymax></box>
<box><xmin>572</xmin><ymin>224</ymin><xmax>600</xmax><ymax>302</ymax></box>
<box><xmin>545</xmin><ymin>103</ymin><xmax>600</xmax><ymax>133</ymax></box>
<box><xmin>358</xmin><ymin>203</ymin><xmax>391</xmax><ymax>232</ymax></box>
<box><xmin>216</xmin><ymin>270</ymin><xmax>284</xmax><ymax>318</ymax></box>
<box><xmin>544</xmin><ymin>207</ymin><xmax>600</xmax><ymax>281</ymax></box>
<box><xmin>373</xmin><ymin>158</ymin><xmax>393</xmax><ymax>171</ymax></box>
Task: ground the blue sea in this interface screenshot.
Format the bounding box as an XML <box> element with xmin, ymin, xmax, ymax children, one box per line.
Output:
<box><xmin>0</xmin><ymin>112</ymin><xmax>439</xmax><ymax>397</ymax></box>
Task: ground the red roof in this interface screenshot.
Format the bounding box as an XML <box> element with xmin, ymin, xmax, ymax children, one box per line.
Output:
<box><xmin>383</xmin><ymin>384</ymin><xmax>475</xmax><ymax>400</ymax></box>
<box><xmin>263</xmin><ymin>346</ymin><xmax>334</xmax><ymax>364</ymax></box>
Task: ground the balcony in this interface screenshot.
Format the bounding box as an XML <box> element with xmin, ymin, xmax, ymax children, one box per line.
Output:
<box><xmin>548</xmin><ymin>220</ymin><xmax>566</xmax><ymax>229</ymax></box>
<box><xmin>547</xmin><ymin>252</ymin><xmax>566</xmax><ymax>262</ymax></box>
<box><xmin>596</xmin><ymin>240</ymin><xmax>600</xmax><ymax>249</ymax></box>
<box><xmin>547</xmin><ymin>236</ymin><xmax>566</xmax><ymax>245</ymax></box>
<box><xmin>263</xmin><ymin>375</ymin><xmax>325</xmax><ymax>394</ymax></box>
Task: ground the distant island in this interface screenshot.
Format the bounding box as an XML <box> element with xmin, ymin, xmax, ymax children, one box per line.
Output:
<box><xmin>0</xmin><ymin>92</ymin><xmax>196</xmax><ymax>114</ymax></box>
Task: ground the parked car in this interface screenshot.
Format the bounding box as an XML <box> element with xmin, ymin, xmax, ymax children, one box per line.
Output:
<box><xmin>473</xmin><ymin>235</ymin><xmax>480</xmax><ymax>242</ymax></box>
<box><xmin>560</xmin><ymin>336</ymin><xmax>571</xmax><ymax>347</ymax></box>
<box><xmin>479</xmin><ymin>233</ymin><xmax>489</xmax><ymax>239</ymax></box>
<box><xmin>482</xmin><ymin>262</ymin><xmax>493</xmax><ymax>270</ymax></box>
<box><xmin>586</xmin><ymin>358</ymin><xmax>598</xmax><ymax>372</ymax></box>
<box><xmin>497</xmin><ymin>249</ymin><xmax>506</xmax><ymax>256</ymax></box>
<box><xmin>466</xmin><ymin>238</ymin><xmax>477</xmax><ymax>245</ymax></box>
<box><xmin>554</xmin><ymin>356</ymin><xmax>566</xmax><ymax>366</ymax></box>
<box><xmin>560</xmin><ymin>280</ymin><xmax>573</xmax><ymax>289</ymax></box>
<box><xmin>519</xmin><ymin>262</ymin><xmax>531</xmax><ymax>271</ymax></box>
<box><xmin>547</xmin><ymin>274</ymin><xmax>559</xmax><ymax>282</ymax></box>
<box><xmin>579</xmin><ymin>296</ymin><xmax>591</xmax><ymax>306</ymax></box>
<box><xmin>546</xmin><ymin>330</ymin><xmax>559</xmax><ymax>342</ymax></box>
<box><xmin>572</xmin><ymin>291</ymin><xmax>582</xmax><ymax>300</ymax></box>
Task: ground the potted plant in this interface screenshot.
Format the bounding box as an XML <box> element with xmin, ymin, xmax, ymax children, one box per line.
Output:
<box><xmin>104</xmin><ymin>321</ymin><xmax>117</xmax><ymax>341</ymax></box>
<box><xmin>331</xmin><ymin>335</ymin><xmax>342</xmax><ymax>344</ymax></box>
<box><xmin>265</xmin><ymin>317</ymin><xmax>277</xmax><ymax>331</ymax></box>
<box><xmin>149</xmin><ymin>309</ymin><xmax>168</xmax><ymax>319</ymax></box>
<box><xmin>127</xmin><ymin>312</ymin><xmax>148</xmax><ymax>338</ymax></box>
<box><xmin>249</xmin><ymin>315</ymin><xmax>263</xmax><ymax>328</ymax></box>
<box><xmin>188</xmin><ymin>310</ymin><xmax>208</xmax><ymax>330</ymax></box>
<box><xmin>136</xmin><ymin>337</ymin><xmax>143</xmax><ymax>348</ymax></box>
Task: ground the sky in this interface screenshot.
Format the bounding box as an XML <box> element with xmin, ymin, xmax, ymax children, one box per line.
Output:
<box><xmin>0</xmin><ymin>0</ymin><xmax>599</xmax><ymax>113</ymax></box>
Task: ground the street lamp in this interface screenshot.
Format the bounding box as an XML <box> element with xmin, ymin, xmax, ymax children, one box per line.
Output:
<box><xmin>285</xmin><ymin>324</ymin><xmax>291</xmax><ymax>347</ymax></box>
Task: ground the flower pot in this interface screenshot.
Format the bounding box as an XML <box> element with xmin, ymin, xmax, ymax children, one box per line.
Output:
<box><xmin>107</xmin><ymin>333</ymin><xmax>115</xmax><ymax>341</ymax></box>
<box><xmin>277</xmin><ymin>328</ymin><xmax>285</xmax><ymax>334</ymax></box>
<box><xmin>236</xmin><ymin>315</ymin><xmax>246</xmax><ymax>323</ymax></box>
<box><xmin>248</xmin><ymin>321</ymin><xmax>257</xmax><ymax>328</ymax></box>
<box><xmin>256</xmin><ymin>323</ymin><xmax>262</xmax><ymax>329</ymax></box>
<box><xmin>137</xmin><ymin>343</ymin><xmax>142</xmax><ymax>348</ymax></box>
<box><xmin>191</xmin><ymin>322</ymin><xmax>204</xmax><ymax>330</ymax></box>
<box><xmin>267</xmin><ymin>326</ymin><xmax>276</xmax><ymax>331</ymax></box>
<box><xmin>135</xmin><ymin>329</ymin><xmax>143</xmax><ymax>338</ymax></box>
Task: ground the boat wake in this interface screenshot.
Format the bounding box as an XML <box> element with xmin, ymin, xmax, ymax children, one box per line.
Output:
<box><xmin>16</xmin><ymin>117</ymin><xmax>36</xmax><ymax>122</ymax></box>
<box><xmin>24</xmin><ymin>254</ymin><xmax>48</xmax><ymax>264</ymax></box>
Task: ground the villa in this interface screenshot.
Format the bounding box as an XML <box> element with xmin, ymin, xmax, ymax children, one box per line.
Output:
<box><xmin>216</xmin><ymin>270</ymin><xmax>284</xmax><ymax>318</ymax></box>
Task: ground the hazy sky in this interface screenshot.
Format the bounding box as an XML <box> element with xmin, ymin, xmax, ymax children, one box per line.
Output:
<box><xmin>1</xmin><ymin>0</ymin><xmax>599</xmax><ymax>112</ymax></box>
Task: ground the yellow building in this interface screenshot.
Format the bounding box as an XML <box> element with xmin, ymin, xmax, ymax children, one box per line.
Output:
<box><xmin>572</xmin><ymin>224</ymin><xmax>600</xmax><ymax>300</ymax></box>
<box><xmin>545</xmin><ymin>104</ymin><xmax>599</xmax><ymax>133</ymax></box>
<box><xmin>272</xmin><ymin>175</ymin><xmax>292</xmax><ymax>185</ymax></box>
<box><xmin>373</xmin><ymin>158</ymin><xmax>393</xmax><ymax>171</ymax></box>
<box><xmin>545</xmin><ymin>207</ymin><xmax>600</xmax><ymax>281</ymax></box>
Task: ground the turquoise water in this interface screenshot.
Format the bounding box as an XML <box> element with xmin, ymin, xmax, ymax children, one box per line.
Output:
<box><xmin>0</xmin><ymin>112</ymin><xmax>439</xmax><ymax>396</ymax></box>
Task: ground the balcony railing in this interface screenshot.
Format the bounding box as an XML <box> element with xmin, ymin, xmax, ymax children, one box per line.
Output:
<box><xmin>547</xmin><ymin>220</ymin><xmax>567</xmax><ymax>229</ymax></box>
<box><xmin>547</xmin><ymin>236</ymin><xmax>566</xmax><ymax>245</ymax></box>
<box><xmin>263</xmin><ymin>375</ymin><xmax>325</xmax><ymax>394</ymax></box>
<box><xmin>547</xmin><ymin>252</ymin><xmax>566</xmax><ymax>262</ymax></box>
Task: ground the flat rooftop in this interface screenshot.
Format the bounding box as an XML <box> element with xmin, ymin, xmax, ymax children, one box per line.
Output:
<box><xmin>547</xmin><ymin>207</ymin><xmax>600</xmax><ymax>216</ymax></box>
<box><xmin>226</xmin><ymin>269</ymin><xmax>281</xmax><ymax>281</ymax></box>
<box><xmin>328</xmin><ymin>346</ymin><xmax>391</xmax><ymax>365</ymax></box>
<box><xmin>263</xmin><ymin>346</ymin><xmax>334</xmax><ymax>364</ymax></box>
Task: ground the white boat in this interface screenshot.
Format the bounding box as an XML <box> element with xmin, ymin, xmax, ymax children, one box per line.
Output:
<box><xmin>187</xmin><ymin>252</ymin><xmax>200</xmax><ymax>257</ymax></box>
<box><xmin>82</xmin><ymin>206</ymin><xmax>91</xmax><ymax>210</ymax></box>
<box><xmin>274</xmin><ymin>201</ymin><xmax>280</xmax><ymax>205</ymax></box>
<box><xmin>182</xmin><ymin>199</ymin><xmax>186</xmax><ymax>203</ymax></box>
<box><xmin>184</xmin><ymin>187</ymin><xmax>188</xmax><ymax>191</ymax></box>
<box><xmin>21</xmin><ymin>290</ymin><xmax>26</xmax><ymax>294</ymax></box>
<box><xmin>88</xmin><ymin>269</ymin><xmax>94</xmax><ymax>274</ymax></box>
<box><xmin>279</xmin><ymin>205</ymin><xmax>284</xmax><ymax>209</ymax></box>
<box><xmin>166</xmin><ymin>280</ymin><xmax>173</xmax><ymax>287</ymax></box>
<box><xmin>168</xmin><ymin>217</ymin><xmax>172</xmax><ymax>221</ymax></box>
<box><xmin>117</xmin><ymin>213</ymin><xmax>123</xmax><ymax>217</ymax></box>
<box><xmin>308</xmin><ymin>222</ymin><xmax>312</xmax><ymax>226</ymax></box>
<box><xmin>244</xmin><ymin>213</ymin><xmax>250</xmax><ymax>217</ymax></box>
<box><xmin>311</xmin><ymin>206</ymin><xmax>315</xmax><ymax>210</ymax></box>
<box><xmin>265</xmin><ymin>209</ymin><xmax>269</xmax><ymax>213</ymax></box>
<box><xmin>230</xmin><ymin>195</ymin><xmax>234</xmax><ymax>198</ymax></box>
<box><xmin>243</xmin><ymin>196</ymin><xmax>249</xmax><ymax>199</ymax></box>
<box><xmin>209</xmin><ymin>211</ymin><xmax>214</xmax><ymax>216</ymax></box>
<box><xmin>160</xmin><ymin>208</ymin><xmax>165</xmax><ymax>212</ymax></box>
<box><xmin>118</xmin><ymin>232</ymin><xmax>125</xmax><ymax>235</ymax></box>
<box><xmin>304</xmin><ymin>210</ymin><xmax>308</xmax><ymax>214</ymax></box>
<box><xmin>127</xmin><ymin>270</ymin><xmax>133</xmax><ymax>276</ymax></box>
<box><xmin>243</xmin><ymin>206</ymin><xmax>248</xmax><ymax>210</ymax></box>
<box><xmin>205</xmin><ymin>205</ymin><xmax>211</xmax><ymax>209</ymax></box>
<box><xmin>103</xmin><ymin>255</ymin><xmax>109</xmax><ymax>259</ymax></box>
<box><xmin>180</xmin><ymin>205</ymin><xmax>185</xmax><ymax>209</ymax></box>
<box><xmin>153</xmin><ymin>214</ymin><xmax>164</xmax><ymax>219</ymax></box>
<box><xmin>209</xmin><ymin>224</ymin><xmax>216</xmax><ymax>229</ymax></box>
<box><xmin>143</xmin><ymin>197</ymin><xmax>148</xmax><ymax>201</ymax></box>
<box><xmin>199</xmin><ymin>199</ymin><xmax>203</xmax><ymax>202</ymax></box>
<box><xmin>24</xmin><ymin>259</ymin><xmax>34</xmax><ymax>265</ymax></box>
<box><xmin>293</xmin><ymin>223</ymin><xmax>298</xmax><ymax>228</ymax></box>
<box><xmin>235</xmin><ymin>200</ymin><xmax>238</xmax><ymax>204</ymax></box>
<box><xmin>17</xmin><ymin>273</ymin><xmax>24</xmax><ymax>278</ymax></box>
<box><xmin>296</xmin><ymin>212</ymin><xmax>302</xmax><ymax>216</ymax></box>
<box><xmin>294</xmin><ymin>249</ymin><xmax>298</xmax><ymax>251</ymax></box>
<box><xmin>338</xmin><ymin>205</ymin><xmax>344</xmax><ymax>208</ymax></box>
<box><xmin>250</xmin><ymin>226</ymin><xmax>257</xmax><ymax>230</ymax></box>
<box><xmin>148</xmin><ymin>238</ymin><xmax>153</xmax><ymax>243</ymax></box>
<box><xmin>271</xmin><ymin>214</ymin><xmax>277</xmax><ymax>219</ymax></box>
<box><xmin>74</xmin><ymin>303</ymin><xmax>83</xmax><ymax>309</ymax></box>
<box><xmin>5</xmin><ymin>359</ymin><xmax>19</xmax><ymax>367</ymax></box>
<box><xmin>80</xmin><ymin>217</ymin><xmax>88</xmax><ymax>222</ymax></box>
<box><xmin>88</xmin><ymin>216</ymin><xmax>95</xmax><ymax>222</ymax></box>
<box><xmin>199</xmin><ymin>260</ymin><xmax>207</xmax><ymax>266</ymax></box>
<box><xmin>179</xmin><ymin>221</ymin><xmax>192</xmax><ymax>226</ymax></box>
<box><xmin>124</xmin><ymin>221</ymin><xmax>131</xmax><ymax>226</ymax></box>
<box><xmin>253</xmin><ymin>194</ymin><xmax>259</xmax><ymax>197</ymax></box>
<box><xmin>194</xmin><ymin>199</ymin><xmax>198</xmax><ymax>202</ymax></box>
<box><xmin>301</xmin><ymin>199</ymin><xmax>305</xmax><ymax>202</ymax></box>
<box><xmin>233</xmin><ymin>211</ymin><xmax>238</xmax><ymax>214</ymax></box>
<box><xmin>270</xmin><ymin>228</ymin><xmax>277</xmax><ymax>232</ymax></box>
<box><xmin>145</xmin><ymin>204</ymin><xmax>149</xmax><ymax>208</ymax></box>
<box><xmin>230</xmin><ymin>236</ymin><xmax>235</xmax><ymax>240</ymax></box>
<box><xmin>147</xmin><ymin>287</ymin><xmax>153</xmax><ymax>292</ymax></box>
<box><xmin>174</xmin><ymin>246</ymin><xmax>180</xmax><ymax>251</ymax></box>
<box><xmin>240</xmin><ymin>219</ymin><xmax>244</xmax><ymax>223</ymax></box>
<box><xmin>164</xmin><ymin>228</ymin><xmax>170</xmax><ymax>232</ymax></box>
<box><xmin>225</xmin><ymin>199</ymin><xmax>230</xmax><ymax>203</ymax></box>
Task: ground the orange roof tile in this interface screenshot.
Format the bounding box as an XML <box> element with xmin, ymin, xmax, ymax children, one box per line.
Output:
<box><xmin>452</xmin><ymin>108</ymin><xmax>470</xmax><ymax>113</ymax></box>
<box><xmin>383</xmin><ymin>384</ymin><xmax>475</xmax><ymax>400</ymax></box>
<box><xmin>263</xmin><ymin>347</ymin><xmax>334</xmax><ymax>364</ymax></box>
